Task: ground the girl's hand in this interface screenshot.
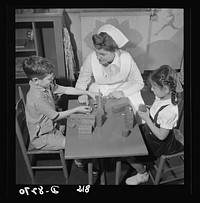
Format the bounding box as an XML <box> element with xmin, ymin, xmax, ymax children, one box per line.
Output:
<box><xmin>75</xmin><ymin>106</ymin><xmax>92</xmax><ymax>113</ymax></box>
<box><xmin>108</xmin><ymin>90</ymin><xmax>124</xmax><ymax>99</ymax></box>
<box><xmin>78</xmin><ymin>95</ymin><xmax>89</xmax><ymax>105</ymax></box>
<box><xmin>138</xmin><ymin>107</ymin><xmax>150</xmax><ymax>122</ymax></box>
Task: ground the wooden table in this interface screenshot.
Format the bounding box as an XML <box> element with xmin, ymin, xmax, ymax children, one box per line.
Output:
<box><xmin>64</xmin><ymin>99</ymin><xmax>148</xmax><ymax>185</ymax></box>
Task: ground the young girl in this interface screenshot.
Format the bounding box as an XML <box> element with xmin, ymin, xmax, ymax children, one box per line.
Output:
<box><xmin>125</xmin><ymin>65</ymin><xmax>184</xmax><ymax>185</ymax></box>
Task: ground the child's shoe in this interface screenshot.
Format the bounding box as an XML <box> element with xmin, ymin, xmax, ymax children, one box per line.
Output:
<box><xmin>125</xmin><ymin>171</ymin><xmax>149</xmax><ymax>185</ymax></box>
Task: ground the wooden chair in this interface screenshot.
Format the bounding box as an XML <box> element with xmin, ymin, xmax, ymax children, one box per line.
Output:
<box><xmin>115</xmin><ymin>138</ymin><xmax>184</xmax><ymax>185</ymax></box>
<box><xmin>18</xmin><ymin>86</ymin><xmax>26</xmax><ymax>105</ymax></box>
<box><xmin>148</xmin><ymin>149</ymin><xmax>184</xmax><ymax>185</ymax></box>
<box><xmin>16</xmin><ymin>99</ymin><xmax>68</xmax><ymax>184</ymax></box>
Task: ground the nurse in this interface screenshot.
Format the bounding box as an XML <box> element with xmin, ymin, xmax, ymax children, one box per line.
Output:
<box><xmin>75</xmin><ymin>24</ymin><xmax>145</xmax><ymax>124</ymax></box>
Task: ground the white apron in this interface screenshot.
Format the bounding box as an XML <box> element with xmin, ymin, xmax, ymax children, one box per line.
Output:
<box><xmin>89</xmin><ymin>51</ymin><xmax>145</xmax><ymax>124</ymax></box>
<box><xmin>90</xmin><ymin>51</ymin><xmax>130</xmax><ymax>94</ymax></box>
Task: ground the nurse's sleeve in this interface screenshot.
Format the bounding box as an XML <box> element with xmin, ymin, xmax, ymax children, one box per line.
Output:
<box><xmin>52</xmin><ymin>84</ymin><xmax>67</xmax><ymax>96</ymax></box>
<box><xmin>120</xmin><ymin>58</ymin><xmax>144</xmax><ymax>97</ymax></box>
<box><xmin>75</xmin><ymin>54</ymin><xmax>93</xmax><ymax>90</ymax></box>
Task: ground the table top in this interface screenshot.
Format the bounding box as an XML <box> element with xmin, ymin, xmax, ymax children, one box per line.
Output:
<box><xmin>65</xmin><ymin>99</ymin><xmax>148</xmax><ymax>159</ymax></box>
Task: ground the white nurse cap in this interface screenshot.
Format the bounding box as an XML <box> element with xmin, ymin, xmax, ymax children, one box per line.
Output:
<box><xmin>97</xmin><ymin>24</ymin><xmax>129</xmax><ymax>48</ymax></box>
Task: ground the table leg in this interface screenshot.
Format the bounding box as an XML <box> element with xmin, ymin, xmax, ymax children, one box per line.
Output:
<box><xmin>115</xmin><ymin>160</ymin><xmax>121</xmax><ymax>185</ymax></box>
<box><xmin>88</xmin><ymin>161</ymin><xmax>93</xmax><ymax>185</ymax></box>
<box><xmin>99</xmin><ymin>159</ymin><xmax>106</xmax><ymax>185</ymax></box>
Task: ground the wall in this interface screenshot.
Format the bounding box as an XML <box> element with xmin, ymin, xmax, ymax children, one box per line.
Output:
<box><xmin>145</xmin><ymin>9</ymin><xmax>183</xmax><ymax>70</ymax></box>
<box><xmin>55</xmin><ymin>8</ymin><xmax>183</xmax><ymax>74</ymax></box>
<box><xmin>42</xmin><ymin>27</ymin><xmax>58</xmax><ymax>76</ymax></box>
<box><xmin>80</xmin><ymin>11</ymin><xmax>150</xmax><ymax>73</ymax></box>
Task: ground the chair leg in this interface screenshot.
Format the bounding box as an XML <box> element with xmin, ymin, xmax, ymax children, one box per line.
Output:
<box><xmin>115</xmin><ymin>160</ymin><xmax>121</xmax><ymax>185</ymax></box>
<box><xmin>22</xmin><ymin>151</ymin><xmax>35</xmax><ymax>184</ymax></box>
<box><xmin>59</xmin><ymin>150</ymin><xmax>68</xmax><ymax>184</ymax></box>
<box><xmin>154</xmin><ymin>155</ymin><xmax>166</xmax><ymax>185</ymax></box>
<box><xmin>16</xmin><ymin>128</ymin><xmax>35</xmax><ymax>184</ymax></box>
<box><xmin>88</xmin><ymin>161</ymin><xmax>93</xmax><ymax>185</ymax></box>
<box><xmin>26</xmin><ymin>163</ymin><xmax>35</xmax><ymax>184</ymax></box>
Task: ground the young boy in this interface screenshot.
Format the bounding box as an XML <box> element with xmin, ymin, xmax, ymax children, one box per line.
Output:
<box><xmin>22</xmin><ymin>56</ymin><xmax>97</xmax><ymax>151</ymax></box>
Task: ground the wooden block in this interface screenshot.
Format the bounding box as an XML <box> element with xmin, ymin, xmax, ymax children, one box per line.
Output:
<box><xmin>70</xmin><ymin>113</ymin><xmax>95</xmax><ymax>120</ymax></box>
<box><xmin>111</xmin><ymin>103</ymin><xmax>129</xmax><ymax>113</ymax></box>
<box><xmin>68</xmin><ymin>122</ymin><xmax>76</xmax><ymax>128</ymax></box>
<box><xmin>104</xmin><ymin>97</ymin><xmax>130</xmax><ymax>114</ymax></box>
<box><xmin>124</xmin><ymin>106</ymin><xmax>134</xmax><ymax>129</ymax></box>
<box><xmin>78</xmin><ymin>133</ymin><xmax>92</xmax><ymax>139</ymax></box>
<box><xmin>78</xmin><ymin>124</ymin><xmax>92</xmax><ymax>129</ymax></box>
<box><xmin>80</xmin><ymin>119</ymin><xmax>95</xmax><ymax>126</ymax></box>
<box><xmin>70</xmin><ymin>117</ymin><xmax>95</xmax><ymax>123</ymax></box>
<box><xmin>78</xmin><ymin>124</ymin><xmax>93</xmax><ymax>134</ymax></box>
<box><xmin>96</xmin><ymin>114</ymin><xmax>102</xmax><ymax>127</ymax></box>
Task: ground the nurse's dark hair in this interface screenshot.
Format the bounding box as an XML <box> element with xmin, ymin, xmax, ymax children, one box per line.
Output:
<box><xmin>148</xmin><ymin>65</ymin><xmax>181</xmax><ymax>105</ymax></box>
<box><xmin>22</xmin><ymin>55</ymin><xmax>55</xmax><ymax>80</ymax></box>
<box><xmin>92</xmin><ymin>32</ymin><xmax>118</xmax><ymax>52</ymax></box>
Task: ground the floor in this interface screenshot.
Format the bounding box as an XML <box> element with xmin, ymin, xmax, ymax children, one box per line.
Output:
<box><xmin>15</xmin><ymin>82</ymin><xmax>184</xmax><ymax>185</ymax></box>
<box><xmin>16</xmin><ymin>150</ymin><xmax>156</xmax><ymax>185</ymax></box>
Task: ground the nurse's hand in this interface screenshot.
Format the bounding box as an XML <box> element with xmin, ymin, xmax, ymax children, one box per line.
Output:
<box><xmin>87</xmin><ymin>91</ymin><xmax>99</xmax><ymax>101</ymax></box>
<box><xmin>108</xmin><ymin>90</ymin><xmax>124</xmax><ymax>99</ymax></box>
<box><xmin>78</xmin><ymin>95</ymin><xmax>89</xmax><ymax>105</ymax></box>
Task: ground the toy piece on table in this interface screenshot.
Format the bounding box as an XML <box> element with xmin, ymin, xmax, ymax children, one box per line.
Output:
<box><xmin>69</xmin><ymin>114</ymin><xmax>95</xmax><ymax>126</ymax></box>
<box><xmin>138</xmin><ymin>104</ymin><xmax>147</xmax><ymax>112</ymax></box>
<box><xmin>95</xmin><ymin>89</ymin><xmax>103</xmax><ymax>108</ymax></box>
<box><xmin>69</xmin><ymin>113</ymin><xmax>96</xmax><ymax>137</ymax></box>
<box><xmin>101</xmin><ymin>96</ymin><xmax>108</xmax><ymax>109</ymax></box>
<box><xmin>93</xmin><ymin>99</ymin><xmax>98</xmax><ymax>108</ymax></box>
<box><xmin>68</xmin><ymin>117</ymin><xmax>95</xmax><ymax>126</ymax></box>
<box><xmin>104</xmin><ymin>97</ymin><xmax>130</xmax><ymax>114</ymax></box>
<box><xmin>93</xmin><ymin>91</ymin><xmax>107</xmax><ymax>110</ymax></box>
<box><xmin>111</xmin><ymin>102</ymin><xmax>130</xmax><ymax>113</ymax></box>
<box><xmin>78</xmin><ymin>124</ymin><xmax>93</xmax><ymax>134</ymax></box>
<box><xmin>96</xmin><ymin>111</ymin><xmax>103</xmax><ymax>127</ymax></box>
<box><xmin>70</xmin><ymin>113</ymin><xmax>95</xmax><ymax>120</ymax></box>
<box><xmin>96</xmin><ymin>89</ymin><xmax>104</xmax><ymax>127</ymax></box>
<box><xmin>68</xmin><ymin>121</ymin><xmax>76</xmax><ymax>128</ymax></box>
<box><xmin>80</xmin><ymin>119</ymin><xmax>95</xmax><ymax>125</ymax></box>
<box><xmin>78</xmin><ymin>124</ymin><xmax>94</xmax><ymax>138</ymax></box>
<box><xmin>122</xmin><ymin>128</ymin><xmax>131</xmax><ymax>137</ymax></box>
<box><xmin>124</xmin><ymin>106</ymin><xmax>134</xmax><ymax>129</ymax></box>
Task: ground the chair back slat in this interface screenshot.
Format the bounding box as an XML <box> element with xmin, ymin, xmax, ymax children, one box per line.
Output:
<box><xmin>18</xmin><ymin>86</ymin><xmax>26</xmax><ymax>105</ymax></box>
<box><xmin>176</xmin><ymin>92</ymin><xmax>184</xmax><ymax>133</ymax></box>
<box><xmin>16</xmin><ymin>99</ymin><xmax>30</xmax><ymax>151</ymax></box>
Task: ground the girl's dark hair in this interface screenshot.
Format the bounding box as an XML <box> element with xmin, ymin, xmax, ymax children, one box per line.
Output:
<box><xmin>149</xmin><ymin>65</ymin><xmax>181</xmax><ymax>105</ymax></box>
<box><xmin>22</xmin><ymin>56</ymin><xmax>55</xmax><ymax>80</ymax></box>
<box><xmin>92</xmin><ymin>32</ymin><xmax>118</xmax><ymax>52</ymax></box>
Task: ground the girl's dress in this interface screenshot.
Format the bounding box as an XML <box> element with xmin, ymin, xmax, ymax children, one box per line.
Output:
<box><xmin>140</xmin><ymin>98</ymin><xmax>183</xmax><ymax>159</ymax></box>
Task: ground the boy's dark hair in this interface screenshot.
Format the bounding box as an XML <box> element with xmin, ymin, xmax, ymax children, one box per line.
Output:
<box><xmin>92</xmin><ymin>32</ymin><xmax>118</xmax><ymax>52</ymax></box>
<box><xmin>22</xmin><ymin>56</ymin><xmax>55</xmax><ymax>80</ymax></box>
<box><xmin>149</xmin><ymin>65</ymin><xmax>181</xmax><ymax>105</ymax></box>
